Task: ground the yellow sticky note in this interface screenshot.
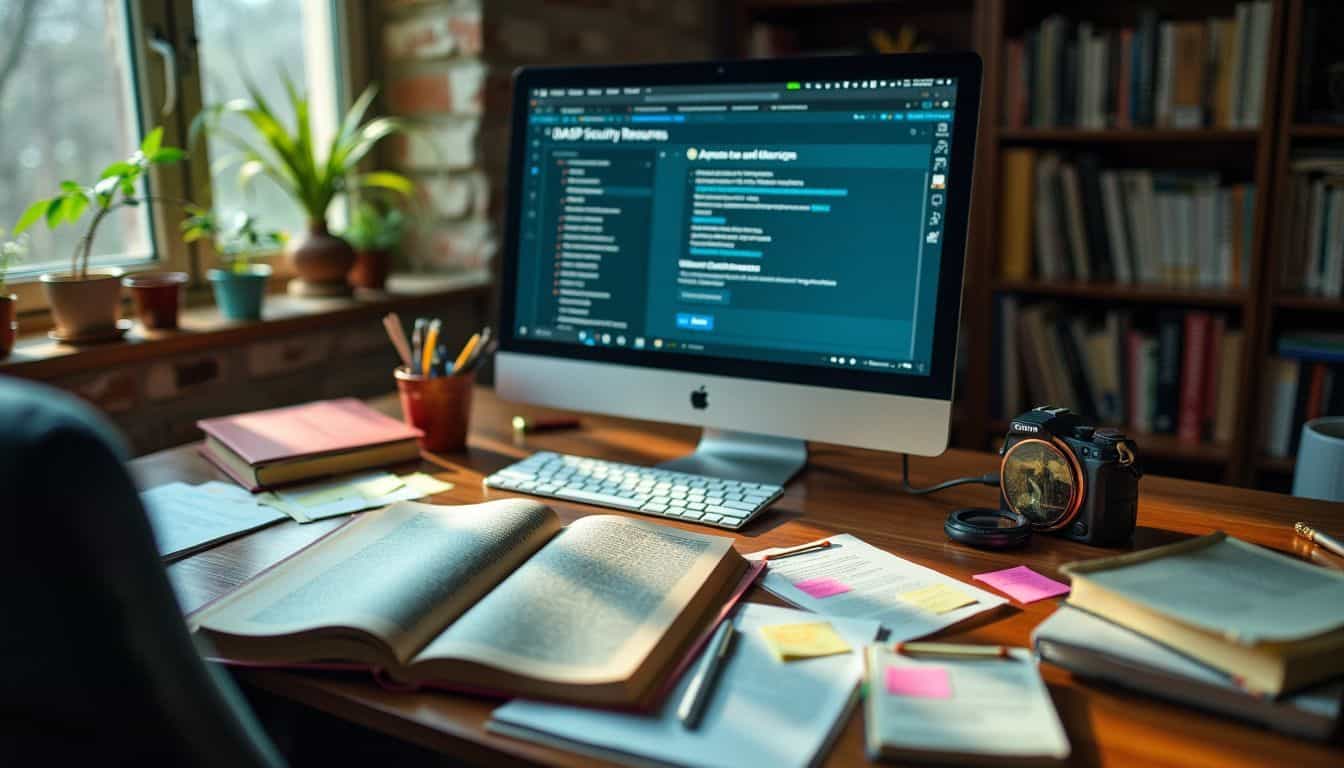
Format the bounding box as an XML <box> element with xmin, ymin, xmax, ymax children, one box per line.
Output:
<box><xmin>898</xmin><ymin>583</ymin><xmax>978</xmax><ymax>615</ymax></box>
<box><xmin>355</xmin><ymin>474</ymin><xmax>405</xmax><ymax>499</ymax></box>
<box><xmin>292</xmin><ymin>484</ymin><xmax>359</xmax><ymax>507</ymax></box>
<box><xmin>759</xmin><ymin>622</ymin><xmax>852</xmax><ymax>661</ymax></box>
<box><xmin>401</xmin><ymin>472</ymin><xmax>454</xmax><ymax>496</ymax></box>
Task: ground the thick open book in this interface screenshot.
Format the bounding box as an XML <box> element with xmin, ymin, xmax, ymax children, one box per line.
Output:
<box><xmin>190</xmin><ymin>499</ymin><xmax>752</xmax><ymax>707</ymax></box>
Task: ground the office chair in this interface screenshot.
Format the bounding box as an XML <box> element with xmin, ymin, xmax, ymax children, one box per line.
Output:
<box><xmin>0</xmin><ymin>377</ymin><xmax>284</xmax><ymax>768</ymax></box>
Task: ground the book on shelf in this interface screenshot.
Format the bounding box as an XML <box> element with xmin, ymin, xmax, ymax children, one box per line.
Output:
<box><xmin>1061</xmin><ymin>532</ymin><xmax>1344</xmax><ymax>697</ymax></box>
<box><xmin>1263</xmin><ymin>332</ymin><xmax>1344</xmax><ymax>458</ymax></box>
<box><xmin>1033</xmin><ymin>605</ymin><xmax>1344</xmax><ymax>741</ymax></box>
<box><xmin>196</xmin><ymin>399</ymin><xmax>423</xmax><ymax>491</ymax></box>
<box><xmin>999</xmin><ymin>303</ymin><xmax>1240</xmax><ymax>445</ymax></box>
<box><xmin>1005</xmin><ymin>3</ymin><xmax>1272</xmax><ymax>131</ymax></box>
<box><xmin>190</xmin><ymin>499</ymin><xmax>757</xmax><ymax>708</ymax></box>
<box><xmin>1000</xmin><ymin>151</ymin><xmax>1253</xmax><ymax>288</ymax></box>
<box><xmin>1280</xmin><ymin>152</ymin><xmax>1344</xmax><ymax>298</ymax></box>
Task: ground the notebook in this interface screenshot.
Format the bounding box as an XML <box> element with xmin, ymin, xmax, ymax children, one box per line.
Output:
<box><xmin>190</xmin><ymin>499</ymin><xmax>757</xmax><ymax>708</ymax></box>
<box><xmin>1062</xmin><ymin>532</ymin><xmax>1344</xmax><ymax>695</ymax></box>
<box><xmin>197</xmin><ymin>398</ymin><xmax>423</xmax><ymax>491</ymax></box>
<box><xmin>489</xmin><ymin>603</ymin><xmax>880</xmax><ymax>768</ymax></box>
<box><xmin>864</xmin><ymin>644</ymin><xmax>1071</xmax><ymax>765</ymax></box>
<box><xmin>1033</xmin><ymin>606</ymin><xmax>1344</xmax><ymax>741</ymax></box>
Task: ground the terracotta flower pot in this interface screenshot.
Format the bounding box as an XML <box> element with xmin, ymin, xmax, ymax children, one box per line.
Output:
<box><xmin>350</xmin><ymin>248</ymin><xmax>391</xmax><ymax>292</ymax></box>
<box><xmin>123</xmin><ymin>271</ymin><xmax>189</xmax><ymax>331</ymax></box>
<box><xmin>40</xmin><ymin>269</ymin><xmax>124</xmax><ymax>338</ymax></box>
<box><xmin>287</xmin><ymin>219</ymin><xmax>355</xmax><ymax>297</ymax></box>
<box><xmin>0</xmin><ymin>294</ymin><xmax>15</xmax><ymax>359</ymax></box>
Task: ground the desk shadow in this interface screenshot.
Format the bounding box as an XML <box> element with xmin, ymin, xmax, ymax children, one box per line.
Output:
<box><xmin>1131</xmin><ymin>526</ymin><xmax>1193</xmax><ymax>550</ymax></box>
<box><xmin>1046</xmin><ymin>682</ymin><xmax>1103</xmax><ymax>768</ymax></box>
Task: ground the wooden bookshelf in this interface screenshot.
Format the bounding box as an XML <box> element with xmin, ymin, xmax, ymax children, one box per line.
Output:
<box><xmin>724</xmin><ymin>0</ymin><xmax>1344</xmax><ymax>488</ymax></box>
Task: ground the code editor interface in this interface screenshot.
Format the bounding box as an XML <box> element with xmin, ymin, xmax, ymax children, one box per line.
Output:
<box><xmin>512</xmin><ymin>77</ymin><xmax>958</xmax><ymax>375</ymax></box>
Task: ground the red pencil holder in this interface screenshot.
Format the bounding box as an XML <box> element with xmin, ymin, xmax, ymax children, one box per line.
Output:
<box><xmin>394</xmin><ymin>367</ymin><xmax>474</xmax><ymax>453</ymax></box>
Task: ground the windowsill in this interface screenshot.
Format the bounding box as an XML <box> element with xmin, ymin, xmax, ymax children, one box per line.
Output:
<box><xmin>1</xmin><ymin>270</ymin><xmax>493</xmax><ymax>380</ymax></box>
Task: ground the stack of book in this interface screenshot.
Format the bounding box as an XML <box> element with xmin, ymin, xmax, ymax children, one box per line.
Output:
<box><xmin>1263</xmin><ymin>332</ymin><xmax>1344</xmax><ymax>458</ymax></box>
<box><xmin>1000</xmin><ymin>150</ymin><xmax>1255</xmax><ymax>288</ymax></box>
<box><xmin>995</xmin><ymin>299</ymin><xmax>1242</xmax><ymax>445</ymax></box>
<box><xmin>1278</xmin><ymin>152</ymin><xmax>1344</xmax><ymax>298</ymax></box>
<box><xmin>1035</xmin><ymin>533</ymin><xmax>1344</xmax><ymax>741</ymax></box>
<box><xmin>1003</xmin><ymin>4</ymin><xmax>1274</xmax><ymax>130</ymax></box>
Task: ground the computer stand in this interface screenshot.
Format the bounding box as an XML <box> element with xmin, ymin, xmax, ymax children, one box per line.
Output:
<box><xmin>657</xmin><ymin>429</ymin><xmax>807</xmax><ymax>486</ymax></box>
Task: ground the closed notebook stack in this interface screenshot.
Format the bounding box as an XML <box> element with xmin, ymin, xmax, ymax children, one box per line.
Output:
<box><xmin>197</xmin><ymin>398</ymin><xmax>423</xmax><ymax>491</ymax></box>
<box><xmin>1061</xmin><ymin>532</ymin><xmax>1344</xmax><ymax>696</ymax></box>
<box><xmin>1033</xmin><ymin>605</ymin><xmax>1344</xmax><ymax>740</ymax></box>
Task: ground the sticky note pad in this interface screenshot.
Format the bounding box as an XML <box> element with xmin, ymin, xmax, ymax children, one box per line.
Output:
<box><xmin>793</xmin><ymin>576</ymin><xmax>852</xmax><ymax>599</ymax></box>
<box><xmin>401</xmin><ymin>472</ymin><xmax>455</xmax><ymax>496</ymax></box>
<box><xmin>972</xmin><ymin>565</ymin><xmax>1070</xmax><ymax>604</ymax></box>
<box><xmin>885</xmin><ymin>666</ymin><xmax>952</xmax><ymax>699</ymax></box>
<box><xmin>898</xmin><ymin>583</ymin><xmax>978</xmax><ymax>614</ymax></box>
<box><xmin>355</xmin><ymin>474</ymin><xmax>405</xmax><ymax>499</ymax></box>
<box><xmin>760</xmin><ymin>622</ymin><xmax>852</xmax><ymax>661</ymax></box>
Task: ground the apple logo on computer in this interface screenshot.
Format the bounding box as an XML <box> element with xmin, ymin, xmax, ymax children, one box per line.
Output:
<box><xmin>690</xmin><ymin>386</ymin><xmax>709</xmax><ymax>410</ymax></box>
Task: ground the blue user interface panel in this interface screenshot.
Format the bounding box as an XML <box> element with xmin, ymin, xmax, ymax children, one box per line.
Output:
<box><xmin>512</xmin><ymin>77</ymin><xmax>958</xmax><ymax>375</ymax></box>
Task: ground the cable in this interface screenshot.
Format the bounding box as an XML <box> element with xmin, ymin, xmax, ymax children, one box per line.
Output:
<box><xmin>901</xmin><ymin>454</ymin><xmax>999</xmax><ymax>496</ymax></box>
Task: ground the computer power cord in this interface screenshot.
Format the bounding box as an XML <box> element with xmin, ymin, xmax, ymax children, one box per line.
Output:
<box><xmin>900</xmin><ymin>454</ymin><xmax>999</xmax><ymax>495</ymax></box>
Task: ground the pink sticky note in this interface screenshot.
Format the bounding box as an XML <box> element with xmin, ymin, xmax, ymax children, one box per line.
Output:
<box><xmin>793</xmin><ymin>576</ymin><xmax>853</xmax><ymax>599</ymax></box>
<box><xmin>885</xmin><ymin>666</ymin><xmax>952</xmax><ymax>699</ymax></box>
<box><xmin>972</xmin><ymin>565</ymin><xmax>1070</xmax><ymax>603</ymax></box>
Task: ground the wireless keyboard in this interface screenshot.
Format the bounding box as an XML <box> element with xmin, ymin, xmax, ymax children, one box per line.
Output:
<box><xmin>484</xmin><ymin>451</ymin><xmax>783</xmax><ymax>530</ymax></box>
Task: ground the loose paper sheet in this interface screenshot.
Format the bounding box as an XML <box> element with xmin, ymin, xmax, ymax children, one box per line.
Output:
<box><xmin>747</xmin><ymin>534</ymin><xmax>1006</xmax><ymax>642</ymax></box>
<box><xmin>140</xmin><ymin>481</ymin><xmax>287</xmax><ymax>559</ymax></box>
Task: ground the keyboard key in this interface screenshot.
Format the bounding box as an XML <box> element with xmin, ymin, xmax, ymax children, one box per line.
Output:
<box><xmin>680</xmin><ymin>510</ymin><xmax>704</xmax><ymax>520</ymax></box>
<box><xmin>702</xmin><ymin>514</ymin><xmax>723</xmax><ymax>523</ymax></box>
<box><xmin>722</xmin><ymin>500</ymin><xmax>756</xmax><ymax>512</ymax></box>
<box><xmin>554</xmin><ymin>488</ymin><xmax>649</xmax><ymax>510</ymax></box>
<box><xmin>706</xmin><ymin>504</ymin><xmax>746</xmax><ymax>518</ymax></box>
<box><xmin>642</xmin><ymin>503</ymin><xmax>668</xmax><ymax>514</ymax></box>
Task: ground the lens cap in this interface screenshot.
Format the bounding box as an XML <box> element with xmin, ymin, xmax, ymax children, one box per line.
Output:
<box><xmin>944</xmin><ymin>507</ymin><xmax>1031</xmax><ymax>549</ymax></box>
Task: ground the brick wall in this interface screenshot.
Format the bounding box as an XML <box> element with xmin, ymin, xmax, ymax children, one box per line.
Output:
<box><xmin>376</xmin><ymin>0</ymin><xmax>714</xmax><ymax>272</ymax></box>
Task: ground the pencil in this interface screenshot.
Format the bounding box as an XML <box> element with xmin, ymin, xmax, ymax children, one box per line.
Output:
<box><xmin>382</xmin><ymin>313</ymin><xmax>413</xmax><ymax>368</ymax></box>
<box><xmin>764</xmin><ymin>540</ymin><xmax>830</xmax><ymax>561</ymax></box>
<box><xmin>422</xmin><ymin>319</ymin><xmax>441</xmax><ymax>378</ymax></box>
<box><xmin>1296</xmin><ymin>522</ymin><xmax>1344</xmax><ymax>560</ymax></box>
<box><xmin>895</xmin><ymin>642</ymin><xmax>1012</xmax><ymax>659</ymax></box>
<box><xmin>451</xmin><ymin>332</ymin><xmax>481</xmax><ymax>375</ymax></box>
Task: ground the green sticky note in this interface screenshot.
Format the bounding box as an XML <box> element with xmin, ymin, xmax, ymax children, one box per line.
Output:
<box><xmin>401</xmin><ymin>472</ymin><xmax>454</xmax><ymax>496</ymax></box>
<box><xmin>355</xmin><ymin>474</ymin><xmax>405</xmax><ymax>499</ymax></box>
<box><xmin>292</xmin><ymin>484</ymin><xmax>360</xmax><ymax>507</ymax></box>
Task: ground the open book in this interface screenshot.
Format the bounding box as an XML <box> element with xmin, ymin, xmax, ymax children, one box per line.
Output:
<box><xmin>190</xmin><ymin>499</ymin><xmax>752</xmax><ymax>708</ymax></box>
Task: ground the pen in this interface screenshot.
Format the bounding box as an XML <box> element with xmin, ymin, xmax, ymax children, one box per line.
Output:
<box><xmin>1296</xmin><ymin>522</ymin><xmax>1344</xmax><ymax>560</ymax></box>
<box><xmin>895</xmin><ymin>642</ymin><xmax>1012</xmax><ymax>660</ymax></box>
<box><xmin>677</xmin><ymin>619</ymin><xmax>736</xmax><ymax>729</ymax></box>
<box><xmin>422</xmin><ymin>319</ymin><xmax>442</xmax><ymax>378</ymax></box>
<box><xmin>411</xmin><ymin>318</ymin><xmax>427</xmax><ymax>376</ymax></box>
<box><xmin>512</xmin><ymin>416</ymin><xmax>582</xmax><ymax>433</ymax></box>
<box><xmin>764</xmin><ymin>540</ymin><xmax>831</xmax><ymax>561</ymax></box>
<box><xmin>451</xmin><ymin>332</ymin><xmax>481</xmax><ymax>375</ymax></box>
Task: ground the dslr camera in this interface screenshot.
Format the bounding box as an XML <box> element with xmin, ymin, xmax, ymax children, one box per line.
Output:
<box><xmin>999</xmin><ymin>406</ymin><xmax>1141</xmax><ymax>546</ymax></box>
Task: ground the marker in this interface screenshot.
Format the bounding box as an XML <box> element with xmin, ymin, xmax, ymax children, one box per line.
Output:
<box><xmin>677</xmin><ymin>619</ymin><xmax>736</xmax><ymax>729</ymax></box>
<box><xmin>512</xmin><ymin>416</ymin><xmax>581</xmax><ymax>433</ymax></box>
<box><xmin>1296</xmin><ymin>522</ymin><xmax>1344</xmax><ymax>560</ymax></box>
<box><xmin>895</xmin><ymin>642</ymin><xmax>1012</xmax><ymax>660</ymax></box>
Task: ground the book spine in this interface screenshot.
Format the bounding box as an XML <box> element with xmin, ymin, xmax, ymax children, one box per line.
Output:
<box><xmin>1060</xmin><ymin>162</ymin><xmax>1092</xmax><ymax>280</ymax></box>
<box><xmin>1178</xmin><ymin>312</ymin><xmax>1209</xmax><ymax>443</ymax></box>
<box><xmin>1136</xmin><ymin>10</ymin><xmax>1159</xmax><ymax>127</ymax></box>
<box><xmin>1154</xmin><ymin>311</ymin><xmax>1184</xmax><ymax>434</ymax></box>
<box><xmin>1117</xmin><ymin>28</ymin><xmax>1134</xmax><ymax>129</ymax></box>
<box><xmin>1101</xmin><ymin>171</ymin><xmax>1133</xmax><ymax>283</ymax></box>
<box><xmin>1078</xmin><ymin>155</ymin><xmax>1114</xmax><ymax>281</ymax></box>
<box><xmin>1001</xmin><ymin>149</ymin><xmax>1037</xmax><ymax>281</ymax></box>
<box><xmin>1203</xmin><ymin>314</ymin><xmax>1226</xmax><ymax>440</ymax></box>
<box><xmin>1155</xmin><ymin>22</ymin><xmax>1175</xmax><ymax>127</ymax></box>
<box><xmin>1241</xmin><ymin>1</ymin><xmax>1271</xmax><ymax>128</ymax></box>
<box><xmin>1266</xmin><ymin>358</ymin><xmax>1300</xmax><ymax>457</ymax></box>
<box><xmin>1214</xmin><ymin>329</ymin><xmax>1243</xmax><ymax>444</ymax></box>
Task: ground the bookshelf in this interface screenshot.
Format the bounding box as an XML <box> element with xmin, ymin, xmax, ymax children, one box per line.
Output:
<box><xmin>724</xmin><ymin>0</ymin><xmax>1341</xmax><ymax>489</ymax></box>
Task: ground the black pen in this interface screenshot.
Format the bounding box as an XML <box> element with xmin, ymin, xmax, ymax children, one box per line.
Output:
<box><xmin>677</xmin><ymin>619</ymin><xmax>736</xmax><ymax>729</ymax></box>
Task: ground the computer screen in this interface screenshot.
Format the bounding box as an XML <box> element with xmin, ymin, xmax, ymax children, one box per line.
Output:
<box><xmin>508</xmin><ymin>72</ymin><xmax>965</xmax><ymax>384</ymax></box>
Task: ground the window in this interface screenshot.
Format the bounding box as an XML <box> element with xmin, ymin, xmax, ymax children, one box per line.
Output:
<box><xmin>0</xmin><ymin>0</ymin><xmax>346</xmax><ymax>309</ymax></box>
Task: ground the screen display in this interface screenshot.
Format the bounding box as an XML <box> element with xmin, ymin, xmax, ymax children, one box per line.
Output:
<box><xmin>510</xmin><ymin>76</ymin><xmax>960</xmax><ymax>377</ymax></box>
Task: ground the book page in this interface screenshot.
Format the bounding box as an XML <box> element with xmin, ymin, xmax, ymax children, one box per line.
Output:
<box><xmin>192</xmin><ymin>500</ymin><xmax>560</xmax><ymax>662</ymax></box>
<box><xmin>413</xmin><ymin>515</ymin><xmax>734</xmax><ymax>683</ymax></box>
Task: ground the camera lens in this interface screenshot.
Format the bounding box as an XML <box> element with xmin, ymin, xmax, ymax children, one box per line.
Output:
<box><xmin>1000</xmin><ymin>438</ymin><xmax>1082</xmax><ymax>530</ymax></box>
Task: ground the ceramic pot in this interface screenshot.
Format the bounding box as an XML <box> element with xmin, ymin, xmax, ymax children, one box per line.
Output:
<box><xmin>40</xmin><ymin>269</ymin><xmax>124</xmax><ymax>338</ymax></box>
<box><xmin>287</xmin><ymin>219</ymin><xmax>355</xmax><ymax>296</ymax></box>
<box><xmin>350</xmin><ymin>248</ymin><xmax>391</xmax><ymax>291</ymax></box>
<box><xmin>123</xmin><ymin>271</ymin><xmax>189</xmax><ymax>330</ymax></box>
<box><xmin>209</xmin><ymin>264</ymin><xmax>272</xmax><ymax>321</ymax></box>
<box><xmin>0</xmin><ymin>294</ymin><xmax>15</xmax><ymax>358</ymax></box>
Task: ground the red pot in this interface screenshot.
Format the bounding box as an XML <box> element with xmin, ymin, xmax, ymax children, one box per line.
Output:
<box><xmin>123</xmin><ymin>271</ymin><xmax>189</xmax><ymax>331</ymax></box>
<box><xmin>287</xmin><ymin>220</ymin><xmax>355</xmax><ymax>296</ymax></box>
<box><xmin>0</xmin><ymin>295</ymin><xmax>15</xmax><ymax>358</ymax></box>
<box><xmin>350</xmin><ymin>248</ymin><xmax>391</xmax><ymax>291</ymax></box>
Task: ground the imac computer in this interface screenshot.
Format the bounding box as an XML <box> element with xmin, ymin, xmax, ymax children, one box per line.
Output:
<box><xmin>488</xmin><ymin>53</ymin><xmax>982</xmax><ymax>529</ymax></box>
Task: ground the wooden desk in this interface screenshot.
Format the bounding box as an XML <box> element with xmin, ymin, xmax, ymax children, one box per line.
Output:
<box><xmin>134</xmin><ymin>388</ymin><xmax>1344</xmax><ymax>767</ymax></box>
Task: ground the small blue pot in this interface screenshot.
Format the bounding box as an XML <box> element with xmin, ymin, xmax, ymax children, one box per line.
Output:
<box><xmin>208</xmin><ymin>265</ymin><xmax>272</xmax><ymax>321</ymax></box>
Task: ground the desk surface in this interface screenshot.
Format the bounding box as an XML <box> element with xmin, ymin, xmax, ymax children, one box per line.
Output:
<box><xmin>133</xmin><ymin>388</ymin><xmax>1344</xmax><ymax>767</ymax></box>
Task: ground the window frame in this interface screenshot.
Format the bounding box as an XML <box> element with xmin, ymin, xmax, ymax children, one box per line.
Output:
<box><xmin>7</xmin><ymin>0</ymin><xmax>358</xmax><ymax>316</ymax></box>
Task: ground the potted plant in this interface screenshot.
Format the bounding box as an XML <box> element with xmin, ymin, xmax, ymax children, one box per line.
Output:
<box><xmin>0</xmin><ymin>229</ymin><xmax>27</xmax><ymax>358</ymax></box>
<box><xmin>183</xmin><ymin>208</ymin><xmax>282</xmax><ymax>322</ymax></box>
<box><xmin>122</xmin><ymin>269</ymin><xmax>190</xmax><ymax>332</ymax></box>
<box><xmin>343</xmin><ymin>200</ymin><xmax>407</xmax><ymax>292</ymax></box>
<box><xmin>193</xmin><ymin>73</ymin><xmax>413</xmax><ymax>297</ymax></box>
<box><xmin>13</xmin><ymin>127</ymin><xmax>186</xmax><ymax>341</ymax></box>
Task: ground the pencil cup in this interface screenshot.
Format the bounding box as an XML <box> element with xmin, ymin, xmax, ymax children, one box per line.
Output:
<box><xmin>394</xmin><ymin>368</ymin><xmax>474</xmax><ymax>453</ymax></box>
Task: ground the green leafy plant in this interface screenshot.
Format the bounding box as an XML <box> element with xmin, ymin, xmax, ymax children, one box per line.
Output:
<box><xmin>0</xmin><ymin>228</ymin><xmax>28</xmax><ymax>293</ymax></box>
<box><xmin>343</xmin><ymin>201</ymin><xmax>407</xmax><ymax>251</ymax></box>
<box><xmin>192</xmin><ymin>70</ymin><xmax>413</xmax><ymax>225</ymax></box>
<box><xmin>12</xmin><ymin>127</ymin><xmax>186</xmax><ymax>279</ymax></box>
<box><xmin>181</xmin><ymin>207</ymin><xmax>285</xmax><ymax>273</ymax></box>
